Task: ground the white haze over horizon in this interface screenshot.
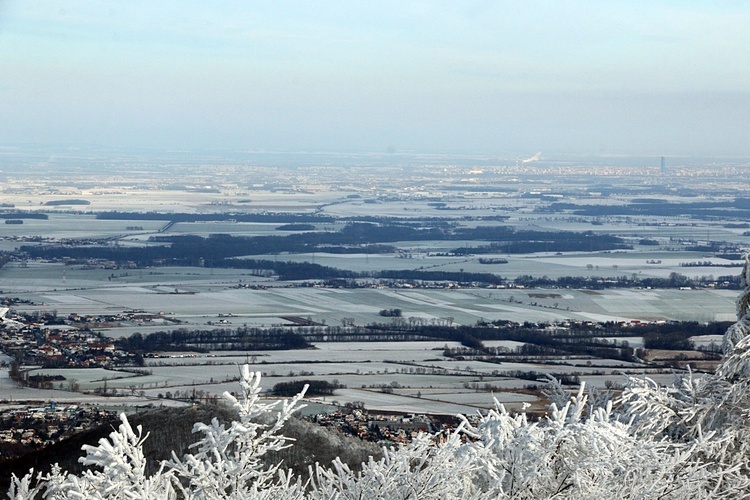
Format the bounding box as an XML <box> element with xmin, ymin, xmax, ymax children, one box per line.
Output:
<box><xmin>1</xmin><ymin>1</ymin><xmax>749</xmax><ymax>158</ymax></box>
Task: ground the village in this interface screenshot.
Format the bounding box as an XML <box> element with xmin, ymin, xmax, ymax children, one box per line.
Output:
<box><xmin>306</xmin><ymin>405</ymin><xmax>463</xmax><ymax>445</ymax></box>
<box><xmin>1</xmin><ymin>318</ymin><xmax>140</xmax><ymax>371</ymax></box>
<box><xmin>0</xmin><ymin>404</ymin><xmax>115</xmax><ymax>459</ymax></box>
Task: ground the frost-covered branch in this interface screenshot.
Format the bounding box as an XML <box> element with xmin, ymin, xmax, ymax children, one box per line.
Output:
<box><xmin>10</xmin><ymin>256</ymin><xmax>750</xmax><ymax>498</ymax></box>
<box><xmin>167</xmin><ymin>365</ymin><xmax>308</xmax><ymax>499</ymax></box>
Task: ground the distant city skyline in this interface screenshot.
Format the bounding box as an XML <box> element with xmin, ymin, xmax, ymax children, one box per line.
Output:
<box><xmin>1</xmin><ymin>1</ymin><xmax>749</xmax><ymax>156</ymax></box>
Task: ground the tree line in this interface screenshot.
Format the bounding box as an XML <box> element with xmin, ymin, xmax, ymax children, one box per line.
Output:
<box><xmin>19</xmin><ymin>223</ymin><xmax>629</xmax><ymax>265</ymax></box>
<box><xmin>115</xmin><ymin>327</ymin><xmax>310</xmax><ymax>353</ymax></box>
<box><xmin>114</xmin><ymin>318</ymin><xmax>724</xmax><ymax>363</ymax></box>
<box><xmin>541</xmin><ymin>198</ymin><xmax>750</xmax><ymax>219</ymax></box>
<box><xmin>96</xmin><ymin>211</ymin><xmax>334</xmax><ymax>223</ymax></box>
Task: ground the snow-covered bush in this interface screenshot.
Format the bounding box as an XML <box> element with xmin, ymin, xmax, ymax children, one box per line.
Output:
<box><xmin>9</xmin><ymin>366</ymin><xmax>309</xmax><ymax>500</ymax></box>
<box><xmin>10</xmin><ymin>257</ymin><xmax>750</xmax><ymax>499</ymax></box>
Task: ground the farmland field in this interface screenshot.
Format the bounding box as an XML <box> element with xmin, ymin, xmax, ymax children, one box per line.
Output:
<box><xmin>0</xmin><ymin>153</ymin><xmax>748</xmax><ymax>414</ymax></box>
<box><xmin>3</xmin><ymin>268</ymin><xmax>737</xmax><ymax>335</ymax></box>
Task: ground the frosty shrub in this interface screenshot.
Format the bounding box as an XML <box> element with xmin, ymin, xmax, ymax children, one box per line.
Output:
<box><xmin>10</xmin><ymin>257</ymin><xmax>750</xmax><ymax>499</ymax></box>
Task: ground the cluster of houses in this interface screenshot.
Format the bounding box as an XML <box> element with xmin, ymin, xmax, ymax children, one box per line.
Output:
<box><xmin>1</xmin><ymin>324</ymin><xmax>136</xmax><ymax>369</ymax></box>
<box><xmin>0</xmin><ymin>403</ymin><xmax>115</xmax><ymax>455</ymax></box>
<box><xmin>308</xmin><ymin>407</ymin><xmax>450</xmax><ymax>445</ymax></box>
<box><xmin>0</xmin><ymin>307</ymin><xmax>182</xmax><ymax>368</ymax></box>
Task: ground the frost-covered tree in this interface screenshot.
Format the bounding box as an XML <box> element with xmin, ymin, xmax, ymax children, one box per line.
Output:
<box><xmin>167</xmin><ymin>365</ymin><xmax>308</xmax><ymax>499</ymax></box>
<box><xmin>613</xmin><ymin>254</ymin><xmax>750</xmax><ymax>495</ymax></box>
<box><xmin>9</xmin><ymin>366</ymin><xmax>308</xmax><ymax>500</ymax></box>
<box><xmin>722</xmin><ymin>254</ymin><xmax>750</xmax><ymax>353</ymax></box>
<box><xmin>305</xmin><ymin>381</ymin><xmax>747</xmax><ymax>499</ymax></box>
<box><xmin>10</xmin><ymin>257</ymin><xmax>750</xmax><ymax>499</ymax></box>
<box><xmin>8</xmin><ymin>416</ymin><xmax>176</xmax><ymax>500</ymax></box>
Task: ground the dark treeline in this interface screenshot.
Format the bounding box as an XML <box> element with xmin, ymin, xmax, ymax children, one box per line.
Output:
<box><xmin>317</xmin><ymin>244</ymin><xmax>397</xmax><ymax>254</ymax></box>
<box><xmin>513</xmin><ymin>273</ymin><xmax>741</xmax><ymax>290</ymax></box>
<box><xmin>642</xmin><ymin>333</ymin><xmax>695</xmax><ymax>350</ymax></box>
<box><xmin>597</xmin><ymin>320</ymin><xmax>733</xmax><ymax>337</ymax></box>
<box><xmin>680</xmin><ymin>260</ymin><xmax>743</xmax><ymax>268</ymax></box>
<box><xmin>275</xmin><ymin>223</ymin><xmax>316</xmax><ymax>231</ymax></box>
<box><xmin>98</xmin><ymin>209</ymin><xmax>512</xmax><ymax>225</ymax></box>
<box><xmin>45</xmin><ymin>199</ymin><xmax>90</xmax><ymax>206</ymax></box>
<box><xmin>18</xmin><ymin>239</ymin><xmax>358</xmax><ymax>280</ymax></box>
<box><xmin>376</xmin><ymin>269</ymin><xmax>504</xmax><ymax>284</ymax></box>
<box><xmin>214</xmin><ymin>258</ymin><xmax>357</xmax><ymax>281</ymax></box>
<box><xmin>115</xmin><ymin>327</ymin><xmax>310</xmax><ymax>353</ymax></box>
<box><xmin>455</xmin><ymin>231</ymin><xmax>628</xmax><ymax>255</ymax></box>
<box><xmin>378</xmin><ymin>308</ymin><xmax>402</xmax><ymax>317</ymax></box>
<box><xmin>15</xmin><ymin>234</ymin><xmax>741</xmax><ymax>289</ymax></box>
<box><xmin>0</xmin><ymin>212</ymin><xmax>48</xmax><ymax>220</ymax></box>
<box><xmin>683</xmin><ymin>243</ymin><xmax>742</xmax><ymax>254</ymax></box>
<box><xmin>301</xmin><ymin>319</ymin><xmax>727</xmax><ymax>359</ymax></box>
<box><xmin>477</xmin><ymin>318</ymin><xmax>733</xmax><ymax>338</ymax></box>
<box><xmin>410</xmin><ymin>324</ymin><xmax>634</xmax><ymax>361</ymax></box>
<box><xmin>541</xmin><ymin>198</ymin><xmax>750</xmax><ymax>219</ymax></box>
<box><xmin>18</xmin><ymin>223</ymin><xmax>629</xmax><ymax>284</ymax></box>
<box><xmin>96</xmin><ymin>211</ymin><xmax>335</xmax><ymax>223</ymax></box>
<box><xmin>301</xmin><ymin>322</ymin><xmax>621</xmax><ymax>357</ymax></box>
<box><xmin>112</xmin><ymin>319</ymin><xmax>725</xmax><ymax>368</ymax></box>
<box><xmin>15</xmin><ymin>227</ymin><xmax>410</xmax><ymax>263</ymax></box>
<box><xmin>20</xmin><ymin>223</ymin><xmax>629</xmax><ymax>264</ymax></box>
<box><xmin>155</xmin><ymin>227</ymin><xmax>416</xmax><ymax>256</ymax></box>
<box><xmin>272</xmin><ymin>380</ymin><xmax>337</xmax><ymax>397</ymax></box>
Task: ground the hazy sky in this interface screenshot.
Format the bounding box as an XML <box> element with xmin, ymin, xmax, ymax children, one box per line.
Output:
<box><xmin>1</xmin><ymin>1</ymin><xmax>749</xmax><ymax>156</ymax></box>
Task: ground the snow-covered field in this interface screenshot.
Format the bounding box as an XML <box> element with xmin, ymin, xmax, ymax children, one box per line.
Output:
<box><xmin>0</xmin><ymin>185</ymin><xmax>744</xmax><ymax>416</ymax></box>
<box><xmin>11</xmin><ymin>337</ymin><xmax>672</xmax><ymax>414</ymax></box>
<box><xmin>2</xmin><ymin>270</ymin><xmax>737</xmax><ymax>338</ymax></box>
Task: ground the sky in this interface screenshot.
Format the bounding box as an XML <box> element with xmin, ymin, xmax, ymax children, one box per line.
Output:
<box><xmin>1</xmin><ymin>1</ymin><xmax>749</xmax><ymax>156</ymax></box>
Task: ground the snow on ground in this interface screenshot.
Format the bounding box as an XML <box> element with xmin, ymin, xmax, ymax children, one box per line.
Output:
<box><xmin>0</xmin><ymin>372</ymin><xmax>185</xmax><ymax>408</ymax></box>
